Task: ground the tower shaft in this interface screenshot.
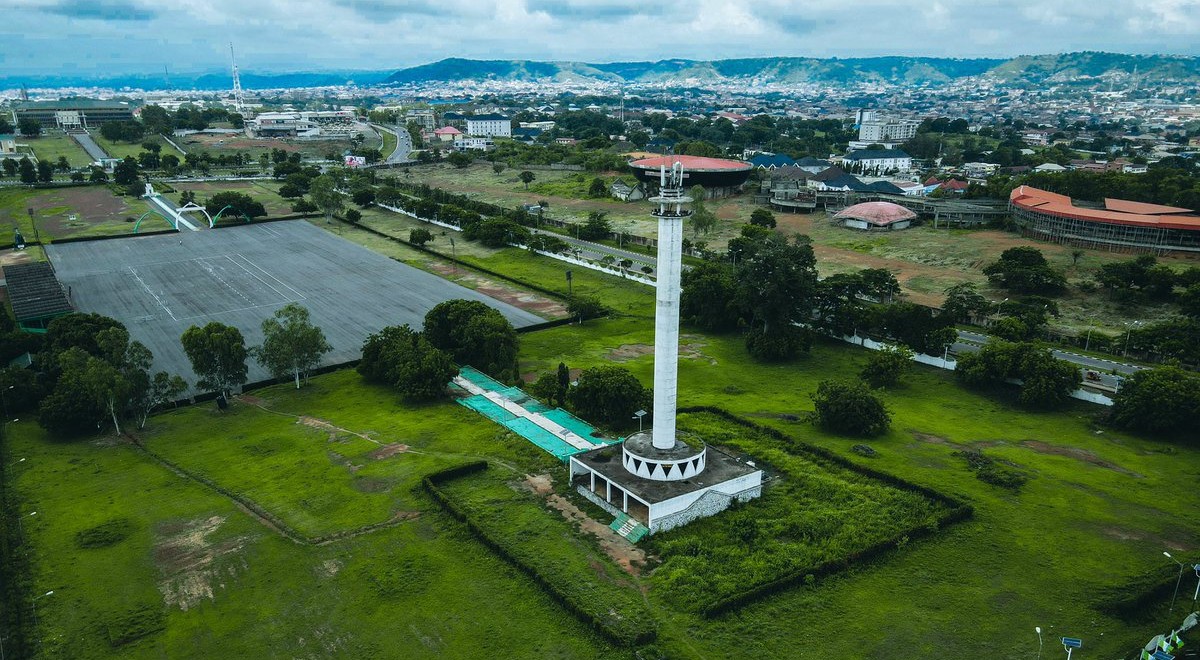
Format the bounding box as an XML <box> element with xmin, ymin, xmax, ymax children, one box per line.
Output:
<box><xmin>649</xmin><ymin>163</ymin><xmax>691</xmax><ymax>451</ymax></box>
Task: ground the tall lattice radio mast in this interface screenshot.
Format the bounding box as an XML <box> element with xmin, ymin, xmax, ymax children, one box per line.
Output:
<box><xmin>230</xmin><ymin>43</ymin><xmax>245</xmax><ymax>112</ymax></box>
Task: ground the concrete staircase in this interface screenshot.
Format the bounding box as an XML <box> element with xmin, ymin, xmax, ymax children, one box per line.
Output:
<box><xmin>609</xmin><ymin>513</ymin><xmax>649</xmax><ymax>543</ymax></box>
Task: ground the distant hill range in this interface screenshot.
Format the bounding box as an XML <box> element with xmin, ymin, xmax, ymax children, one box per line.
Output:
<box><xmin>0</xmin><ymin>70</ymin><xmax>394</xmax><ymax>92</ymax></box>
<box><xmin>385</xmin><ymin>52</ymin><xmax>1200</xmax><ymax>86</ymax></box>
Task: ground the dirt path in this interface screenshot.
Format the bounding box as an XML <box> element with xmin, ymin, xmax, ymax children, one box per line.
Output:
<box><xmin>236</xmin><ymin>395</ymin><xmax>382</xmax><ymax>446</ymax></box>
<box><xmin>518</xmin><ymin>474</ymin><xmax>646</xmax><ymax>575</ymax></box>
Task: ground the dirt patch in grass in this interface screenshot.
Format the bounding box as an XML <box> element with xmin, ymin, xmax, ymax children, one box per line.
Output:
<box><xmin>515</xmin><ymin>474</ymin><xmax>646</xmax><ymax>575</ymax></box>
<box><xmin>428</xmin><ymin>262</ymin><xmax>566</xmax><ymax>319</ymax></box>
<box><xmin>1020</xmin><ymin>440</ymin><xmax>1143</xmax><ymax>477</ymax></box>
<box><xmin>606</xmin><ymin>343</ymin><xmax>653</xmax><ymax>362</ymax></box>
<box><xmin>297</xmin><ymin>416</ymin><xmax>379</xmax><ymax>445</ymax></box>
<box><xmin>352</xmin><ymin>476</ymin><xmax>393</xmax><ymax>493</ymax></box>
<box><xmin>318</xmin><ymin>558</ymin><xmax>343</xmax><ymax>578</ymax></box>
<box><xmin>153</xmin><ymin>515</ymin><xmax>249</xmax><ymax>611</ymax></box>
<box><xmin>369</xmin><ymin>443</ymin><xmax>411</xmax><ymax>460</ymax></box>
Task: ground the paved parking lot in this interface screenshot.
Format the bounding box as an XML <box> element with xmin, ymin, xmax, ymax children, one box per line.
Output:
<box><xmin>46</xmin><ymin>221</ymin><xmax>544</xmax><ymax>391</ymax></box>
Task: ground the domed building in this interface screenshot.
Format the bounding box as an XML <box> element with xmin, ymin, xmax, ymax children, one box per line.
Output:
<box><xmin>834</xmin><ymin>201</ymin><xmax>917</xmax><ymax>231</ymax></box>
<box><xmin>629</xmin><ymin>155</ymin><xmax>752</xmax><ymax>198</ymax></box>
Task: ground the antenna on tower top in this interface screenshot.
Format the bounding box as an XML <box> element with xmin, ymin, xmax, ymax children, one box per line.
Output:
<box><xmin>230</xmin><ymin>42</ymin><xmax>245</xmax><ymax>113</ymax></box>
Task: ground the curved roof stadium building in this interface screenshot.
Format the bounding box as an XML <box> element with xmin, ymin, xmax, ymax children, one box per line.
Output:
<box><xmin>1009</xmin><ymin>186</ymin><xmax>1200</xmax><ymax>254</ymax></box>
<box><xmin>834</xmin><ymin>201</ymin><xmax>917</xmax><ymax>231</ymax></box>
<box><xmin>629</xmin><ymin>155</ymin><xmax>752</xmax><ymax>196</ymax></box>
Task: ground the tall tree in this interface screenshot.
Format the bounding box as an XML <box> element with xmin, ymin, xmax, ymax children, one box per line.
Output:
<box><xmin>136</xmin><ymin>371</ymin><xmax>188</xmax><ymax>429</ymax></box>
<box><xmin>689</xmin><ymin>185</ymin><xmax>717</xmax><ymax>236</ymax></box>
<box><xmin>423</xmin><ymin>299</ymin><xmax>519</xmax><ymax>381</ymax></box>
<box><xmin>181</xmin><ymin>322</ymin><xmax>248</xmax><ymax>400</ymax></box>
<box><xmin>18</xmin><ymin>157</ymin><xmax>36</xmax><ymax>184</ymax></box>
<box><xmin>17</xmin><ymin>117</ymin><xmax>41</xmax><ymax>138</ymax></box>
<box><xmin>308</xmin><ymin>174</ymin><xmax>344</xmax><ymax>221</ymax></box>
<box><xmin>253</xmin><ymin>303</ymin><xmax>331</xmax><ymax>389</ymax></box>
<box><xmin>568</xmin><ymin>365</ymin><xmax>650</xmax><ymax>429</ymax></box>
<box><xmin>358</xmin><ymin>325</ymin><xmax>455</xmax><ymax>400</ymax></box>
<box><xmin>518</xmin><ymin>170</ymin><xmax>535</xmax><ymax>189</ymax></box>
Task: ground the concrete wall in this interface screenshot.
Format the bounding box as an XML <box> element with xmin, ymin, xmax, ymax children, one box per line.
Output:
<box><xmin>650</xmin><ymin>481</ymin><xmax>763</xmax><ymax>534</ymax></box>
<box><xmin>648</xmin><ymin>470</ymin><xmax>762</xmax><ymax>530</ymax></box>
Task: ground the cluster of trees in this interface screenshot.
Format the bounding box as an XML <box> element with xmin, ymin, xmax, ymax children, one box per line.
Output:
<box><xmin>967</xmin><ymin>161</ymin><xmax>1200</xmax><ymax>211</ymax></box>
<box><xmin>140</xmin><ymin>104</ymin><xmax>243</xmax><ymax>134</ymax></box>
<box><xmin>1095</xmin><ymin>255</ymin><xmax>1200</xmax><ymax>312</ymax></box>
<box><xmin>358</xmin><ymin>300</ymin><xmax>519</xmax><ymax>400</ymax></box>
<box><xmin>983</xmin><ymin>247</ymin><xmax>1067</xmax><ymax>295</ymax></box>
<box><xmin>0</xmin><ymin>314</ymin><xmax>188</xmax><ymax>437</ymax></box>
<box><xmin>955</xmin><ymin>341</ymin><xmax>1081</xmax><ymax>409</ymax></box>
<box><xmin>1109</xmin><ymin>366</ymin><xmax>1200</xmax><ymax>438</ymax></box>
<box><xmin>179</xmin><ymin>304</ymin><xmax>332</xmax><ymax>400</ymax></box>
<box><xmin>527</xmin><ymin>362</ymin><xmax>650</xmax><ymax>431</ymax></box>
<box><xmin>0</xmin><ymin>157</ymin><xmax>54</xmax><ymax>184</ymax></box>
<box><xmin>205</xmin><ymin>191</ymin><xmax>267</xmax><ymax>222</ymax></box>
<box><xmin>681</xmin><ymin>226</ymin><xmax>820</xmax><ymax>361</ymax></box>
<box><xmin>810</xmin><ymin>379</ymin><xmax>891</xmax><ymax>437</ymax></box>
<box><xmin>98</xmin><ymin>120</ymin><xmax>145</xmax><ymax>143</ymax></box>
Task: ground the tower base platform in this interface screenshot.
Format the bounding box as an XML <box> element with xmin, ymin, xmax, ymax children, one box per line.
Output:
<box><xmin>568</xmin><ymin>439</ymin><xmax>763</xmax><ymax>535</ymax></box>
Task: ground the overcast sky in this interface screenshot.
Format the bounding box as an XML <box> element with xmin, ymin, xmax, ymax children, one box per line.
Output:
<box><xmin>5</xmin><ymin>0</ymin><xmax>1200</xmax><ymax>77</ymax></box>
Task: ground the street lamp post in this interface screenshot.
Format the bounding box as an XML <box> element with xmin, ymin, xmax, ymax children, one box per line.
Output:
<box><xmin>1084</xmin><ymin>327</ymin><xmax>1093</xmax><ymax>352</ymax></box>
<box><xmin>1035</xmin><ymin>626</ymin><xmax>1043</xmax><ymax>660</ymax></box>
<box><xmin>1193</xmin><ymin>563</ymin><xmax>1200</xmax><ymax>606</ymax></box>
<box><xmin>1123</xmin><ymin>321</ymin><xmax>1141</xmax><ymax>358</ymax></box>
<box><xmin>993</xmin><ymin>298</ymin><xmax>1008</xmax><ymax>317</ymax></box>
<box><xmin>1166</xmin><ymin>551</ymin><xmax>1185</xmax><ymax>614</ymax></box>
<box><xmin>632</xmin><ymin>409</ymin><xmax>647</xmax><ymax>433</ymax></box>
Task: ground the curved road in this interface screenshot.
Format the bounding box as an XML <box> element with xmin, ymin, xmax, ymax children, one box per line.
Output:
<box><xmin>371</xmin><ymin>123</ymin><xmax>413</xmax><ymax>164</ymax></box>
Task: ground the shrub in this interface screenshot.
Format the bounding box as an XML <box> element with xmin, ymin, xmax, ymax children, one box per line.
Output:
<box><xmin>810</xmin><ymin>379</ymin><xmax>891</xmax><ymax>436</ymax></box>
<box><xmin>344</xmin><ymin>209</ymin><xmax>362</xmax><ymax>223</ymax></box>
<box><xmin>75</xmin><ymin>518</ymin><xmax>136</xmax><ymax>548</ymax></box>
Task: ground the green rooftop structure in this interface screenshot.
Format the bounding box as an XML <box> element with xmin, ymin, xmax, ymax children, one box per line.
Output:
<box><xmin>3</xmin><ymin>262</ymin><xmax>73</xmax><ymax>333</ymax></box>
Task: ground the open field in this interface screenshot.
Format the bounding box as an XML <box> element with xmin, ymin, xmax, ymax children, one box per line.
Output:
<box><xmin>516</xmin><ymin>317</ymin><xmax>1200</xmax><ymax>658</ymax></box>
<box><xmin>46</xmin><ymin>221</ymin><xmax>545</xmax><ymax>389</ymax></box>
<box><xmin>20</xmin><ymin>134</ymin><xmax>94</xmax><ymax>168</ymax></box>
<box><xmin>91</xmin><ymin>135</ymin><xmax>166</xmax><ymax>161</ymax></box>
<box><xmin>10</xmin><ymin>311</ymin><xmax>1197</xmax><ymax>658</ymax></box>
<box><xmin>177</xmin><ymin>131</ymin><xmax>381</xmax><ymax>160</ymax></box>
<box><xmin>401</xmin><ymin>162</ymin><xmax>1191</xmax><ymax>335</ymax></box>
<box><xmin>6</xmin><ymin>371</ymin><xmax>613</xmax><ymax>659</ymax></box>
<box><xmin>0</xmin><ymin>186</ymin><xmax>157</xmax><ymax>241</ymax></box>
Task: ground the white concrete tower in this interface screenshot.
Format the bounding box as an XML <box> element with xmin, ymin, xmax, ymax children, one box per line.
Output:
<box><xmin>649</xmin><ymin>163</ymin><xmax>692</xmax><ymax>450</ymax></box>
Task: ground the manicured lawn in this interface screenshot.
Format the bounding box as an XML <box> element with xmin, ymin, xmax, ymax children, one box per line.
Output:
<box><xmin>91</xmin><ymin>135</ymin><xmax>164</xmax><ymax>161</ymax></box>
<box><xmin>22</xmin><ymin>134</ymin><xmax>93</xmax><ymax>168</ymax></box>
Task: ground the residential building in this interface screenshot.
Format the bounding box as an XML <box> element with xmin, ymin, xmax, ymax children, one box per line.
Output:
<box><xmin>858</xmin><ymin>117</ymin><xmax>920</xmax><ymax>143</ymax></box>
<box><xmin>453</xmin><ymin>137</ymin><xmax>494</xmax><ymax>151</ymax></box>
<box><xmin>843</xmin><ymin>148</ymin><xmax>913</xmax><ymax>173</ymax></box>
<box><xmin>466</xmin><ymin>114</ymin><xmax>511</xmax><ymax>138</ymax></box>
<box><xmin>406</xmin><ymin>110</ymin><xmax>435</xmax><ymax>131</ymax></box>
<box><xmin>433</xmin><ymin>126</ymin><xmax>462</xmax><ymax>142</ymax></box>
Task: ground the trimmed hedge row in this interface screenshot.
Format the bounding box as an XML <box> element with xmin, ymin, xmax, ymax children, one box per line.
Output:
<box><xmin>676</xmin><ymin>406</ymin><xmax>974</xmax><ymax>618</ymax></box>
<box><xmin>423</xmin><ymin>463</ymin><xmax>657</xmax><ymax>647</ymax></box>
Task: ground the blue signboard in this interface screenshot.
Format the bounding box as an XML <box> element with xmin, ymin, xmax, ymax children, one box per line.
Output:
<box><xmin>1062</xmin><ymin>637</ymin><xmax>1083</xmax><ymax>648</ymax></box>
<box><xmin>1152</xmin><ymin>651</ymin><xmax>1174</xmax><ymax>660</ymax></box>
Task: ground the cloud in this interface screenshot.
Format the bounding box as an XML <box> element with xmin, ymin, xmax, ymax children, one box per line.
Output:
<box><xmin>6</xmin><ymin>0</ymin><xmax>1200</xmax><ymax>78</ymax></box>
<box><xmin>39</xmin><ymin>0</ymin><xmax>156</xmax><ymax>21</ymax></box>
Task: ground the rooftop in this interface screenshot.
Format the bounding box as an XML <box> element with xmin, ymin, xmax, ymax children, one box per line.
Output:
<box><xmin>1010</xmin><ymin>186</ymin><xmax>1200</xmax><ymax>231</ymax></box>
<box><xmin>844</xmin><ymin>148</ymin><xmax>912</xmax><ymax>161</ymax></box>
<box><xmin>573</xmin><ymin>442</ymin><xmax>760</xmax><ymax>505</ymax></box>
<box><xmin>835</xmin><ymin>201</ymin><xmax>917</xmax><ymax>225</ymax></box>
<box><xmin>630</xmin><ymin>155</ymin><xmax>751</xmax><ymax>172</ymax></box>
<box><xmin>14</xmin><ymin>99</ymin><xmax>133</xmax><ymax>111</ymax></box>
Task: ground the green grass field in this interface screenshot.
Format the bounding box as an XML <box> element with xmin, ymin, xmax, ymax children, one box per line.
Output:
<box><xmin>91</xmin><ymin>135</ymin><xmax>165</xmax><ymax>161</ymax></box>
<box><xmin>22</xmin><ymin>134</ymin><xmax>94</xmax><ymax>168</ymax></box>
<box><xmin>7</xmin><ymin>371</ymin><xmax>617</xmax><ymax>659</ymax></box>
<box><xmin>9</xmin><ymin>310</ymin><xmax>1197</xmax><ymax>657</ymax></box>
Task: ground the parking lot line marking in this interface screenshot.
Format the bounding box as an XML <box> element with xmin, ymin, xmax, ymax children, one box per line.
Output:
<box><xmin>127</xmin><ymin>266</ymin><xmax>178</xmax><ymax>321</ymax></box>
<box><xmin>231</xmin><ymin>253</ymin><xmax>306</xmax><ymax>301</ymax></box>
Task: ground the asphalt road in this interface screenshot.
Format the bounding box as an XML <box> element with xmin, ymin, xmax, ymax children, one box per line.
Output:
<box><xmin>373</xmin><ymin>123</ymin><xmax>412</xmax><ymax>164</ymax></box>
<box><xmin>46</xmin><ymin>221</ymin><xmax>543</xmax><ymax>394</ymax></box>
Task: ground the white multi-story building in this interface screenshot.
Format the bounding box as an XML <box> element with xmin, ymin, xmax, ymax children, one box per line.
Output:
<box><xmin>858</xmin><ymin>117</ymin><xmax>921</xmax><ymax>143</ymax></box>
<box><xmin>466</xmin><ymin>113</ymin><xmax>511</xmax><ymax>138</ymax></box>
<box><xmin>453</xmin><ymin>137</ymin><xmax>494</xmax><ymax>151</ymax></box>
<box><xmin>245</xmin><ymin>112</ymin><xmax>320</xmax><ymax>138</ymax></box>
<box><xmin>843</xmin><ymin>149</ymin><xmax>913</xmax><ymax>173</ymax></box>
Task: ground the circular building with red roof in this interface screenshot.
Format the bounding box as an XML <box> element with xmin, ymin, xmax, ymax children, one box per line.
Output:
<box><xmin>629</xmin><ymin>155</ymin><xmax>752</xmax><ymax>197</ymax></box>
<box><xmin>833</xmin><ymin>201</ymin><xmax>917</xmax><ymax>231</ymax></box>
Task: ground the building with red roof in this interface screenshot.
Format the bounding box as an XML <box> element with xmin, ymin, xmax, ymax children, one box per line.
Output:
<box><xmin>1009</xmin><ymin>185</ymin><xmax>1200</xmax><ymax>253</ymax></box>
<box><xmin>833</xmin><ymin>201</ymin><xmax>917</xmax><ymax>231</ymax></box>
<box><xmin>628</xmin><ymin>155</ymin><xmax>752</xmax><ymax>198</ymax></box>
